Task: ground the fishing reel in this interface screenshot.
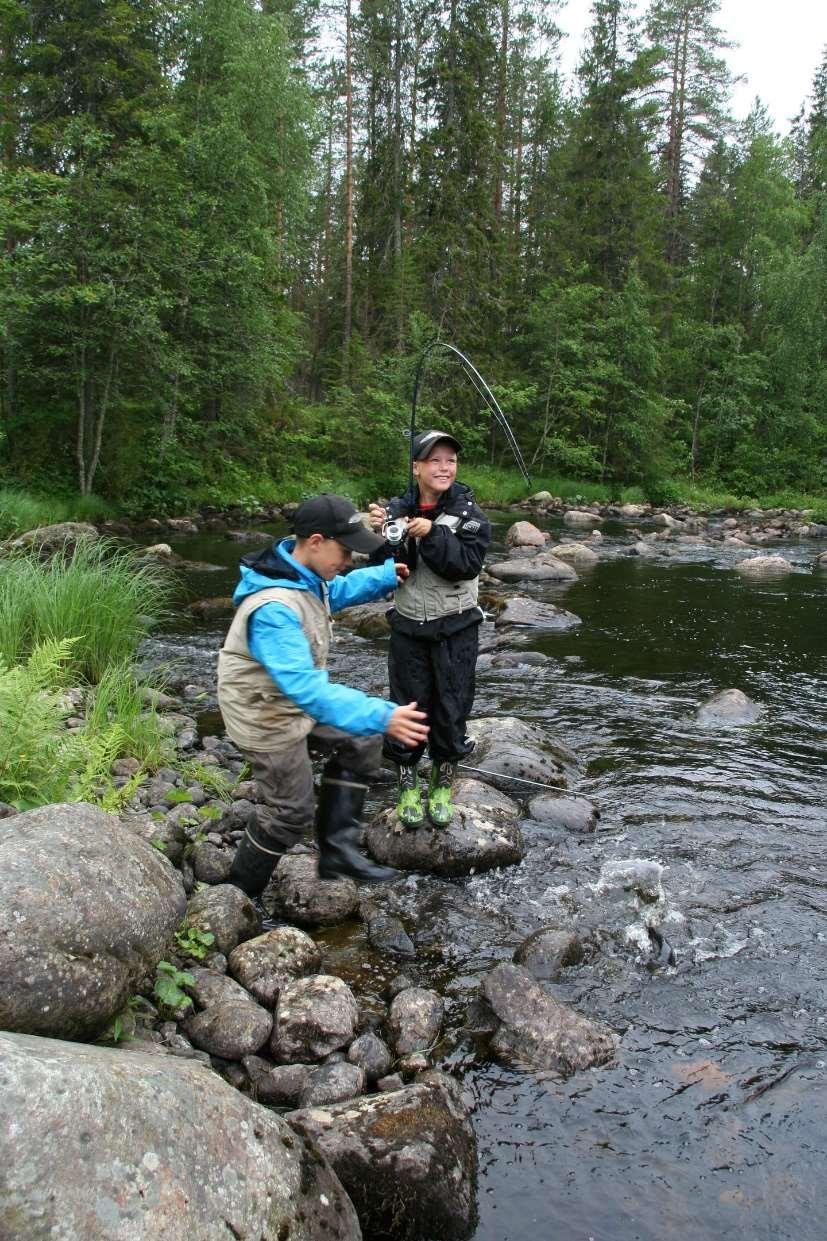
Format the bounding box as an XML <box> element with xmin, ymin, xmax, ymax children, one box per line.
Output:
<box><xmin>382</xmin><ymin>517</ymin><xmax>409</xmax><ymax>547</ymax></box>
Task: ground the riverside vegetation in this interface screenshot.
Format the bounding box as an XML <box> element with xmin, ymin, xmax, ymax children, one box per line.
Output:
<box><xmin>1</xmin><ymin>1</ymin><xmax>826</xmax><ymax>517</ymax></box>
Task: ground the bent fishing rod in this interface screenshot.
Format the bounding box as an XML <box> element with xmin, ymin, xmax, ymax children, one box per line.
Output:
<box><xmin>407</xmin><ymin>340</ymin><xmax>532</xmax><ymax>492</ymax></box>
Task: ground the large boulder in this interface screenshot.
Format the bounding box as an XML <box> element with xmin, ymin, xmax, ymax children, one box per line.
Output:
<box><xmin>0</xmin><ymin>803</ymin><xmax>185</xmax><ymax>1041</ymax></box>
<box><xmin>482</xmin><ymin>963</ymin><xmax>616</xmax><ymax>1074</ymax></box>
<box><xmin>287</xmin><ymin>1070</ymin><xmax>477</xmax><ymax>1241</ymax></box>
<box><xmin>334</xmin><ymin>601</ymin><xmax>392</xmax><ymax>639</ymax></box>
<box><xmin>366</xmin><ymin>779</ymin><xmax>525</xmax><ymax>877</ymax></box>
<box><xmin>696</xmin><ymin>688</ymin><xmax>763</xmax><ymax>727</ymax></box>
<box><xmin>0</xmin><ymin>1031</ymin><xmax>361</xmax><ymax>1241</ymax></box>
<box><xmin>4</xmin><ymin>521</ymin><xmax>99</xmax><ymax>555</ymax></box>
<box><xmin>735</xmin><ymin>554</ymin><xmax>795</xmax><ymax>579</ymax></box>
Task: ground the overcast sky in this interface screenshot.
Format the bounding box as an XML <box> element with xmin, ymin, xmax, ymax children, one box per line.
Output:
<box><xmin>558</xmin><ymin>0</ymin><xmax>827</xmax><ymax>133</ymax></box>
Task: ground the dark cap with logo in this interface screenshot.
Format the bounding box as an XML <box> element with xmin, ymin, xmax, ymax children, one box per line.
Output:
<box><xmin>292</xmin><ymin>494</ymin><xmax>385</xmax><ymax>554</ymax></box>
<box><xmin>411</xmin><ymin>429</ymin><xmax>463</xmax><ymax>460</ymax></box>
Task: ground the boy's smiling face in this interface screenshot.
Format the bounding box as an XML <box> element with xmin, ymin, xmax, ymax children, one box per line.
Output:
<box><xmin>414</xmin><ymin>443</ymin><xmax>458</xmax><ymax>496</ymax></box>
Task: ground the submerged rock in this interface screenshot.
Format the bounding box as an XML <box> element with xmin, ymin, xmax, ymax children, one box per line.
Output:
<box><xmin>528</xmin><ymin>794</ymin><xmax>598</xmax><ymax>832</ymax></box>
<box><xmin>482</xmin><ymin>963</ymin><xmax>616</xmax><ymax>1074</ymax></box>
<box><xmin>0</xmin><ymin>1031</ymin><xmax>361</xmax><ymax>1241</ymax></box>
<box><xmin>365</xmin><ymin>779</ymin><xmax>524</xmax><ymax>877</ymax></box>
<box><xmin>513</xmin><ymin>929</ymin><xmax>587</xmax><ymax>980</ymax></box>
<box><xmin>488</xmin><ymin>554</ymin><xmax>577</xmax><ymax>583</ymax></box>
<box><xmin>696</xmin><ymin>688</ymin><xmax>763</xmax><ymax>727</ymax></box>
<box><xmin>735</xmin><ymin>554</ymin><xmax>795</xmax><ymax>579</ymax></box>
<box><xmin>0</xmin><ymin>803</ymin><xmax>185</xmax><ymax>1041</ymax></box>
<box><xmin>287</xmin><ymin>1070</ymin><xmax>477</xmax><ymax>1241</ymax></box>
<box><xmin>494</xmin><ymin>595</ymin><xmax>582</xmax><ymax>631</ymax></box>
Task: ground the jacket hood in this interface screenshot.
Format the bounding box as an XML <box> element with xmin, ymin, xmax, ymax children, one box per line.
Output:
<box><xmin>233</xmin><ymin>537</ymin><xmax>321</xmax><ymax>605</ymax></box>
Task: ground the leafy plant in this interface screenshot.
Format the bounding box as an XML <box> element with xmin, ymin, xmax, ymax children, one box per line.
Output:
<box><xmin>153</xmin><ymin>961</ymin><xmax>195</xmax><ymax>1012</ymax></box>
<box><xmin>174</xmin><ymin>925</ymin><xmax>216</xmax><ymax>961</ymax></box>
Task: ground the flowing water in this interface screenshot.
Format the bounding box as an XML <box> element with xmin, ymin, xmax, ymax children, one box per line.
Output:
<box><xmin>142</xmin><ymin>512</ymin><xmax>827</xmax><ymax>1241</ymax></box>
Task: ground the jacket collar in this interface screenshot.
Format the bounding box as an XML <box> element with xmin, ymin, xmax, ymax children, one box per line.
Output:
<box><xmin>240</xmin><ymin>537</ymin><xmax>325</xmax><ymax>597</ymax></box>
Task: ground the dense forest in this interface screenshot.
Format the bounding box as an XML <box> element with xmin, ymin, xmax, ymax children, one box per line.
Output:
<box><xmin>1</xmin><ymin>0</ymin><xmax>825</xmax><ymax>513</ymax></box>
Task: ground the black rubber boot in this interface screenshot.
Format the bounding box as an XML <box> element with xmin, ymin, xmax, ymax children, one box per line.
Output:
<box><xmin>228</xmin><ymin>829</ymin><xmax>284</xmax><ymax>897</ymax></box>
<box><xmin>316</xmin><ymin>766</ymin><xmax>403</xmax><ymax>884</ymax></box>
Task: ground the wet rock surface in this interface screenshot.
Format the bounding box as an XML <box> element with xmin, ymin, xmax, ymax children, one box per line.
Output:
<box><xmin>735</xmin><ymin>553</ymin><xmax>795</xmax><ymax>578</ymax></box>
<box><xmin>482</xmin><ymin>962</ymin><xmax>617</xmax><ymax>1074</ymax></box>
<box><xmin>0</xmin><ymin>803</ymin><xmax>185</xmax><ymax>1040</ymax></box>
<box><xmin>388</xmin><ymin>986</ymin><xmax>444</xmax><ymax>1055</ymax></box>
<box><xmin>0</xmin><ymin>1031</ymin><xmax>361</xmax><ymax>1241</ymax></box>
<box><xmin>494</xmin><ymin>594</ymin><xmax>582</xmax><ymax>630</ymax></box>
<box><xmin>287</xmin><ymin>1070</ymin><xmax>477</xmax><ymax>1241</ymax></box>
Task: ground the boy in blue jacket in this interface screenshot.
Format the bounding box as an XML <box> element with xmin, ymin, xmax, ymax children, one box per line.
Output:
<box><xmin>217</xmin><ymin>494</ymin><xmax>428</xmax><ymax>895</ymax></box>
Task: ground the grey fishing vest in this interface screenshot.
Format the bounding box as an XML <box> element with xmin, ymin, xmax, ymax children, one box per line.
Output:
<box><xmin>394</xmin><ymin>513</ymin><xmax>480</xmax><ymax>622</ymax></box>
<box><xmin>217</xmin><ymin>586</ymin><xmax>331</xmax><ymax>752</ymax></box>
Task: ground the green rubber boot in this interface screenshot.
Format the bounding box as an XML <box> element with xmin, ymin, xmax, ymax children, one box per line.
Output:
<box><xmin>396</xmin><ymin>765</ymin><xmax>424</xmax><ymax>828</ymax></box>
<box><xmin>427</xmin><ymin>761</ymin><xmax>457</xmax><ymax>827</ymax></box>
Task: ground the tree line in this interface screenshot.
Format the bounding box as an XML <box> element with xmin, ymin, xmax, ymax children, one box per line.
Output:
<box><xmin>1</xmin><ymin>0</ymin><xmax>825</xmax><ymax>508</ymax></box>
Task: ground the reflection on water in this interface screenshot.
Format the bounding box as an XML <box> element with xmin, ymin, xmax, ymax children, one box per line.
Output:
<box><xmin>143</xmin><ymin>511</ymin><xmax>827</xmax><ymax>1241</ymax></box>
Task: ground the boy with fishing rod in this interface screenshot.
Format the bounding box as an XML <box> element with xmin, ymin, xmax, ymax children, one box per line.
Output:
<box><xmin>367</xmin><ymin>343</ymin><xmax>531</xmax><ymax>829</ymax></box>
<box><xmin>368</xmin><ymin>429</ymin><xmax>491</xmax><ymax>828</ymax></box>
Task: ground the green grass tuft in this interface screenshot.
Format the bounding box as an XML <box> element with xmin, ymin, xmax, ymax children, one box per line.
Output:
<box><xmin>0</xmin><ymin>539</ymin><xmax>173</xmax><ymax>682</ymax></box>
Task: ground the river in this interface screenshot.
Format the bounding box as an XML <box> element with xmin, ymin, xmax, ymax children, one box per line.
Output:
<box><xmin>141</xmin><ymin>510</ymin><xmax>827</xmax><ymax>1241</ymax></box>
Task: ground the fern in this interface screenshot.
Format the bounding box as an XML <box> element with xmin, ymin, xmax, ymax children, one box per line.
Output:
<box><xmin>0</xmin><ymin>639</ymin><xmax>79</xmax><ymax>806</ymax></box>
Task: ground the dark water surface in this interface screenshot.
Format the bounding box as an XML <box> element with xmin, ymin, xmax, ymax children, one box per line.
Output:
<box><xmin>144</xmin><ymin>513</ymin><xmax>827</xmax><ymax>1241</ymax></box>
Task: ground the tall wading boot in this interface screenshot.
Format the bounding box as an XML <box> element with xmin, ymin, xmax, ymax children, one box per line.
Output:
<box><xmin>228</xmin><ymin>827</ymin><xmax>284</xmax><ymax>897</ymax></box>
<box><xmin>316</xmin><ymin>766</ymin><xmax>402</xmax><ymax>884</ymax></box>
<box><xmin>395</xmin><ymin>763</ymin><xmax>425</xmax><ymax>829</ymax></box>
<box><xmin>427</xmin><ymin>760</ymin><xmax>457</xmax><ymax>827</ymax></box>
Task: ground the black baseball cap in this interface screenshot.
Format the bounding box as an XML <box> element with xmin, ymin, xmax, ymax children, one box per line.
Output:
<box><xmin>292</xmin><ymin>494</ymin><xmax>385</xmax><ymax>553</ymax></box>
<box><xmin>412</xmin><ymin>429</ymin><xmax>463</xmax><ymax>460</ymax></box>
